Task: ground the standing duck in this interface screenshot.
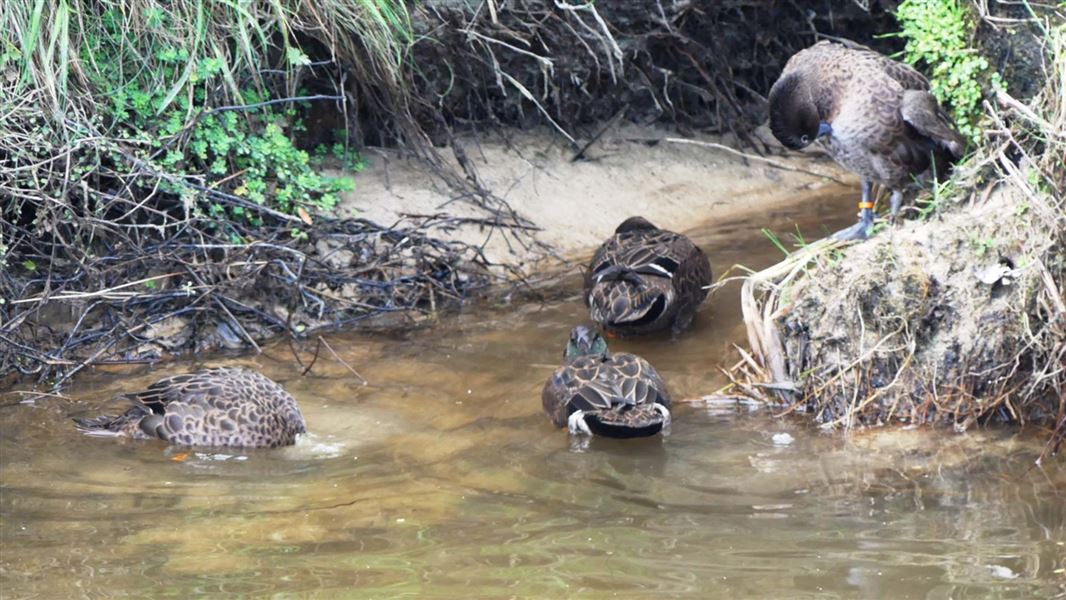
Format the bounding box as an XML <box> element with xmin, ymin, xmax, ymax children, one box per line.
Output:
<box><xmin>768</xmin><ymin>40</ymin><xmax>967</xmax><ymax>240</ymax></box>
<box><xmin>74</xmin><ymin>367</ymin><xmax>306</xmax><ymax>448</ymax></box>
<box><xmin>542</xmin><ymin>325</ymin><xmax>672</xmax><ymax>438</ymax></box>
<box><xmin>585</xmin><ymin>217</ymin><xmax>712</xmax><ymax>336</ymax></box>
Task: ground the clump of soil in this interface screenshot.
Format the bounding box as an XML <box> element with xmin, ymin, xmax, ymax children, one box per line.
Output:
<box><xmin>777</xmin><ymin>189</ymin><xmax>1061</xmax><ymax>429</ymax></box>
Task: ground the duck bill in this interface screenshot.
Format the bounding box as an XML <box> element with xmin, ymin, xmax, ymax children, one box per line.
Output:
<box><xmin>817</xmin><ymin>122</ymin><xmax>833</xmax><ymax>139</ymax></box>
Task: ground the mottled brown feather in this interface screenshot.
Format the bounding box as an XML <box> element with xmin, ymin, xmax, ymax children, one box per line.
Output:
<box><xmin>542</xmin><ymin>351</ymin><xmax>672</xmax><ymax>437</ymax></box>
<box><xmin>74</xmin><ymin>367</ymin><xmax>306</xmax><ymax>448</ymax></box>
<box><xmin>584</xmin><ymin>218</ymin><xmax>712</xmax><ymax>336</ymax></box>
<box><xmin>771</xmin><ymin>41</ymin><xmax>965</xmax><ymax>192</ymax></box>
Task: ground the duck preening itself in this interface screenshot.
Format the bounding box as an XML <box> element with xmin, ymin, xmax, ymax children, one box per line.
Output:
<box><xmin>585</xmin><ymin>217</ymin><xmax>712</xmax><ymax>336</ymax></box>
<box><xmin>768</xmin><ymin>40</ymin><xmax>966</xmax><ymax>240</ymax></box>
<box><xmin>74</xmin><ymin>367</ymin><xmax>306</xmax><ymax>448</ymax></box>
<box><xmin>542</xmin><ymin>325</ymin><xmax>673</xmax><ymax>439</ymax></box>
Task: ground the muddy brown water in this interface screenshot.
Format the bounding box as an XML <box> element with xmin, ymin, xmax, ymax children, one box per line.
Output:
<box><xmin>2</xmin><ymin>190</ymin><xmax>1064</xmax><ymax>598</ymax></box>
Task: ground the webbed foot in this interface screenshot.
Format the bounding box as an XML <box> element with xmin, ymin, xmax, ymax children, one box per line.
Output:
<box><xmin>831</xmin><ymin>220</ymin><xmax>875</xmax><ymax>241</ymax></box>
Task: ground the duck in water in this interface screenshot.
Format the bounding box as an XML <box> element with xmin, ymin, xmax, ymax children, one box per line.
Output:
<box><xmin>542</xmin><ymin>325</ymin><xmax>672</xmax><ymax>438</ymax></box>
<box><xmin>585</xmin><ymin>216</ymin><xmax>712</xmax><ymax>337</ymax></box>
<box><xmin>768</xmin><ymin>40</ymin><xmax>966</xmax><ymax>240</ymax></box>
<box><xmin>74</xmin><ymin>367</ymin><xmax>306</xmax><ymax>448</ymax></box>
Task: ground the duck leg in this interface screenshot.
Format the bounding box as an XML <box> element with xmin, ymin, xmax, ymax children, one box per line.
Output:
<box><xmin>889</xmin><ymin>190</ymin><xmax>904</xmax><ymax>222</ymax></box>
<box><xmin>832</xmin><ymin>180</ymin><xmax>877</xmax><ymax>241</ymax></box>
<box><xmin>653</xmin><ymin>403</ymin><xmax>672</xmax><ymax>427</ymax></box>
<box><xmin>567</xmin><ymin>410</ymin><xmax>593</xmax><ymax>436</ymax></box>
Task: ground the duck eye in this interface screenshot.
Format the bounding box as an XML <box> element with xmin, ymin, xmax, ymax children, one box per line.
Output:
<box><xmin>800</xmin><ymin>135</ymin><xmax>810</xmax><ymax>144</ymax></box>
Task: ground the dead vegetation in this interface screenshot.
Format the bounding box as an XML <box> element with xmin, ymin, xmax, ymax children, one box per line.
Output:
<box><xmin>405</xmin><ymin>0</ymin><xmax>897</xmax><ymax>146</ymax></box>
<box><xmin>1</xmin><ymin>203</ymin><xmax>499</xmax><ymax>387</ymax></box>
<box><xmin>734</xmin><ymin>19</ymin><xmax>1065</xmax><ymax>457</ymax></box>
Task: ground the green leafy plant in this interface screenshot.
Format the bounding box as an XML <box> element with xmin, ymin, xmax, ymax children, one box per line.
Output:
<box><xmin>85</xmin><ymin>7</ymin><xmax>354</xmax><ymax>226</ymax></box>
<box><xmin>314</xmin><ymin>142</ymin><xmax>368</xmax><ymax>172</ymax></box>
<box><xmin>894</xmin><ymin>0</ymin><xmax>1004</xmax><ymax>143</ymax></box>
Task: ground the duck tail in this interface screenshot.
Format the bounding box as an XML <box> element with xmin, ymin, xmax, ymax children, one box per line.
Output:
<box><xmin>585</xmin><ymin>403</ymin><xmax>670</xmax><ymax>439</ymax></box>
<box><xmin>586</xmin><ymin>418</ymin><xmax>664</xmax><ymax>439</ymax></box>
<box><xmin>73</xmin><ymin>404</ymin><xmax>151</xmax><ymax>438</ymax></box>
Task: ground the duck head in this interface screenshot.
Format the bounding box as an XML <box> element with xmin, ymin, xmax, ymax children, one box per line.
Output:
<box><xmin>768</xmin><ymin>73</ymin><xmax>832</xmax><ymax>150</ymax></box>
<box><xmin>614</xmin><ymin>216</ymin><xmax>659</xmax><ymax>234</ymax></box>
<box><xmin>564</xmin><ymin>325</ymin><xmax>609</xmax><ymax>361</ymax></box>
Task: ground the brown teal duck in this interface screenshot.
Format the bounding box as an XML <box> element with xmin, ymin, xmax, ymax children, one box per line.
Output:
<box><xmin>542</xmin><ymin>325</ymin><xmax>672</xmax><ymax>438</ymax></box>
<box><xmin>584</xmin><ymin>216</ymin><xmax>712</xmax><ymax>337</ymax></box>
<box><xmin>768</xmin><ymin>40</ymin><xmax>967</xmax><ymax>240</ymax></box>
<box><xmin>74</xmin><ymin>367</ymin><xmax>306</xmax><ymax>448</ymax></box>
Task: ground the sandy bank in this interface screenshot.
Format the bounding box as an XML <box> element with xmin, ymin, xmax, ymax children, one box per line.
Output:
<box><xmin>332</xmin><ymin>125</ymin><xmax>857</xmax><ymax>269</ymax></box>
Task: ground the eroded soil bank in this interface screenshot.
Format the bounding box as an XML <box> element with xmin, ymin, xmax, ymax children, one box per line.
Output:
<box><xmin>332</xmin><ymin>125</ymin><xmax>855</xmax><ymax>270</ymax></box>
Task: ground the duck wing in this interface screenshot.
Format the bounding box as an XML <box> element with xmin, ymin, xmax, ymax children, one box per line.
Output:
<box><xmin>73</xmin><ymin>371</ymin><xmax>217</xmax><ymax>438</ymax></box>
<box><xmin>574</xmin><ymin>353</ymin><xmax>670</xmax><ymax>412</ymax></box>
<box><xmin>543</xmin><ymin>358</ymin><xmax>612</xmax><ymax>427</ymax></box>
<box><xmin>865</xmin><ymin>52</ymin><xmax>930</xmax><ymax>91</ymax></box>
<box><xmin>673</xmin><ymin>238</ymin><xmax>712</xmax><ymax>307</ymax></box>
<box><xmin>602</xmin><ymin>352</ymin><xmax>671</xmax><ymax>411</ymax></box>
<box><xmin>120</xmin><ymin>368</ymin><xmax>243</xmax><ymax>442</ymax></box>
<box><xmin>901</xmin><ymin>90</ymin><xmax>967</xmax><ymax>158</ymax></box>
<box><xmin>588</xmin><ymin>230</ymin><xmax>687</xmax><ymax>280</ymax></box>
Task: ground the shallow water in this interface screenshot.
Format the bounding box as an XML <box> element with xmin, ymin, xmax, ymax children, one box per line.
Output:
<box><xmin>3</xmin><ymin>190</ymin><xmax>1064</xmax><ymax>598</ymax></box>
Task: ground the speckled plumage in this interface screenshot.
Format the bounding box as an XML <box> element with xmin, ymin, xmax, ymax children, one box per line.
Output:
<box><xmin>771</xmin><ymin>40</ymin><xmax>965</xmax><ymax>189</ymax></box>
<box><xmin>769</xmin><ymin>41</ymin><xmax>966</xmax><ymax>238</ymax></box>
<box><xmin>542</xmin><ymin>327</ymin><xmax>672</xmax><ymax>438</ymax></box>
<box><xmin>74</xmin><ymin>367</ymin><xmax>306</xmax><ymax>448</ymax></box>
<box><xmin>584</xmin><ymin>217</ymin><xmax>712</xmax><ymax>336</ymax></box>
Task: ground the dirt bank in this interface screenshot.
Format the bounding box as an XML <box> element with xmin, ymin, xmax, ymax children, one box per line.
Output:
<box><xmin>334</xmin><ymin>125</ymin><xmax>855</xmax><ymax>269</ymax></box>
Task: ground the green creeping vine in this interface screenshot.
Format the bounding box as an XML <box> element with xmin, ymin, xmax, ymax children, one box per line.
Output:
<box><xmin>894</xmin><ymin>0</ymin><xmax>1004</xmax><ymax>144</ymax></box>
